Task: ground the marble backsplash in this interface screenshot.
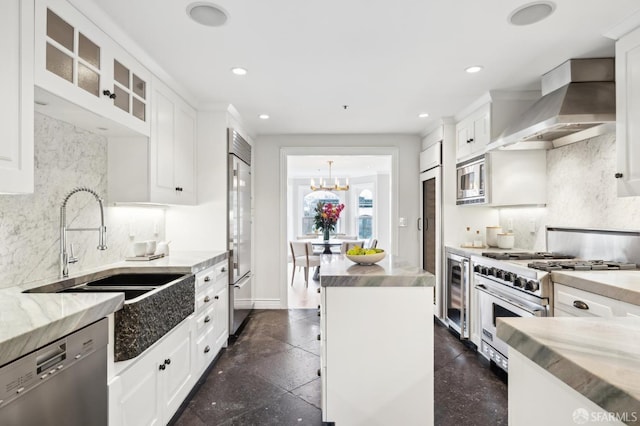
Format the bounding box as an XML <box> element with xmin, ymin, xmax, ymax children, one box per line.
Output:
<box><xmin>499</xmin><ymin>132</ymin><xmax>640</xmax><ymax>250</ymax></box>
<box><xmin>0</xmin><ymin>113</ymin><xmax>165</xmax><ymax>289</ymax></box>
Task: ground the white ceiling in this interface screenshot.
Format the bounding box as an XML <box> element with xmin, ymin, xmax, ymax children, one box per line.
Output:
<box><xmin>287</xmin><ymin>155</ymin><xmax>392</xmax><ymax>179</ymax></box>
<box><xmin>74</xmin><ymin>0</ymin><xmax>640</xmax><ymax>136</ymax></box>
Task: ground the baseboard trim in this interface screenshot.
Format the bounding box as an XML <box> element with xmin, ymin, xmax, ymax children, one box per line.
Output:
<box><xmin>253</xmin><ymin>299</ymin><xmax>283</xmax><ymax>309</ymax></box>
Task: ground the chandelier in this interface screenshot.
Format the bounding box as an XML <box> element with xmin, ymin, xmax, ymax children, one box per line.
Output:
<box><xmin>310</xmin><ymin>160</ymin><xmax>350</xmax><ymax>191</ymax></box>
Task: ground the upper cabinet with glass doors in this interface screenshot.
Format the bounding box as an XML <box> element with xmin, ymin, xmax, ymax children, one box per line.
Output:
<box><xmin>34</xmin><ymin>0</ymin><xmax>150</xmax><ymax>136</ymax></box>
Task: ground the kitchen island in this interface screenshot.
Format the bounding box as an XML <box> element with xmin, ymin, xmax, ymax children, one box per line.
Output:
<box><xmin>319</xmin><ymin>256</ymin><xmax>435</xmax><ymax>426</ymax></box>
<box><xmin>498</xmin><ymin>316</ymin><xmax>640</xmax><ymax>426</ymax></box>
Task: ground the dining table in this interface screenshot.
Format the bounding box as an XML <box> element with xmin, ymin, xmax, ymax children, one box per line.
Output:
<box><xmin>299</xmin><ymin>238</ymin><xmax>357</xmax><ymax>280</ymax></box>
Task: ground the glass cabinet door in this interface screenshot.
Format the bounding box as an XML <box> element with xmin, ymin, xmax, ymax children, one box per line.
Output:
<box><xmin>112</xmin><ymin>59</ymin><xmax>147</xmax><ymax>122</ymax></box>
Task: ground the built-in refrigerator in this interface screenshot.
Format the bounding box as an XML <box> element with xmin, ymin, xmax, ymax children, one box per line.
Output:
<box><xmin>228</xmin><ymin>128</ymin><xmax>253</xmax><ymax>335</ymax></box>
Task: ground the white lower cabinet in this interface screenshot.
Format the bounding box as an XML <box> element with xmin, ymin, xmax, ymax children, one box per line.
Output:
<box><xmin>553</xmin><ymin>283</ymin><xmax>640</xmax><ymax>318</ymax></box>
<box><xmin>321</xmin><ymin>286</ymin><xmax>434</xmax><ymax>425</ymax></box>
<box><xmin>108</xmin><ymin>318</ymin><xmax>194</xmax><ymax>426</ymax></box>
<box><xmin>193</xmin><ymin>261</ymin><xmax>229</xmax><ymax>377</ymax></box>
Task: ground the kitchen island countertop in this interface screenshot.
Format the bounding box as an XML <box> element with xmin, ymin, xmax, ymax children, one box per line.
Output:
<box><xmin>497</xmin><ymin>316</ymin><xmax>640</xmax><ymax>417</ymax></box>
<box><xmin>320</xmin><ymin>255</ymin><xmax>434</xmax><ymax>287</ymax></box>
<box><xmin>0</xmin><ymin>250</ymin><xmax>227</xmax><ymax>367</ymax></box>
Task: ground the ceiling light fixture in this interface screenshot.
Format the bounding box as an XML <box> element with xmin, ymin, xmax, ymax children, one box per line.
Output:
<box><xmin>310</xmin><ymin>161</ymin><xmax>349</xmax><ymax>192</ymax></box>
<box><xmin>508</xmin><ymin>2</ymin><xmax>556</xmax><ymax>26</ymax></box>
<box><xmin>186</xmin><ymin>2</ymin><xmax>228</xmax><ymax>27</ymax></box>
<box><xmin>231</xmin><ymin>67</ymin><xmax>247</xmax><ymax>76</ymax></box>
<box><xmin>418</xmin><ymin>113</ymin><xmax>429</xmax><ymax>118</ymax></box>
<box><xmin>465</xmin><ymin>65</ymin><xmax>484</xmax><ymax>74</ymax></box>
<box><xmin>259</xmin><ymin>114</ymin><xmax>269</xmax><ymax>120</ymax></box>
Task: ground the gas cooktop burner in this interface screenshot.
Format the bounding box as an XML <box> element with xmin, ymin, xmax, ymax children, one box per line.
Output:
<box><xmin>527</xmin><ymin>260</ymin><xmax>638</xmax><ymax>272</ymax></box>
<box><xmin>481</xmin><ymin>251</ymin><xmax>574</xmax><ymax>261</ymax></box>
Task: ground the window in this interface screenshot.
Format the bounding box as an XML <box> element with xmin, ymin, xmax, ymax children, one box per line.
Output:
<box><xmin>302</xmin><ymin>191</ymin><xmax>340</xmax><ymax>234</ymax></box>
<box><xmin>357</xmin><ymin>189</ymin><xmax>373</xmax><ymax>239</ymax></box>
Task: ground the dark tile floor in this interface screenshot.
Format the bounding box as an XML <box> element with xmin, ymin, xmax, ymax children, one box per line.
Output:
<box><xmin>173</xmin><ymin>309</ymin><xmax>507</xmax><ymax>425</ymax></box>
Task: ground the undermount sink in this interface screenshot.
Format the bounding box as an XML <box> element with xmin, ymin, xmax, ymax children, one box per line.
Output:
<box><xmin>57</xmin><ymin>287</ymin><xmax>154</xmax><ymax>301</ymax></box>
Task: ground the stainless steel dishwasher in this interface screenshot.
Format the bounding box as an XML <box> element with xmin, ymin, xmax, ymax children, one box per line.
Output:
<box><xmin>0</xmin><ymin>318</ymin><xmax>108</xmax><ymax>426</ymax></box>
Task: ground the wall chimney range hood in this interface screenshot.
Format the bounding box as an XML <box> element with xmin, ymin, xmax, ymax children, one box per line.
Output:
<box><xmin>489</xmin><ymin>58</ymin><xmax>615</xmax><ymax>150</ymax></box>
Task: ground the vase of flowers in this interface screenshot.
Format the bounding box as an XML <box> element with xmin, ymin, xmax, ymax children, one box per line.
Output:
<box><xmin>314</xmin><ymin>201</ymin><xmax>345</xmax><ymax>241</ymax></box>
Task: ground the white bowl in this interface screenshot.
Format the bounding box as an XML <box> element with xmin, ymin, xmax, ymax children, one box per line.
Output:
<box><xmin>345</xmin><ymin>251</ymin><xmax>386</xmax><ymax>265</ymax></box>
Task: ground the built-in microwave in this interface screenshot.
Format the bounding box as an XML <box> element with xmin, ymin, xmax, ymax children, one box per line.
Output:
<box><xmin>456</xmin><ymin>155</ymin><xmax>486</xmax><ymax>205</ymax></box>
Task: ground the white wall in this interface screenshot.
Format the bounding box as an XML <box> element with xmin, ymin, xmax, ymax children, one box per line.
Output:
<box><xmin>255</xmin><ymin>134</ymin><xmax>421</xmax><ymax>308</ymax></box>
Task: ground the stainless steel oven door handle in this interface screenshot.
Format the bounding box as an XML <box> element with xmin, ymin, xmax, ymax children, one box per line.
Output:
<box><xmin>475</xmin><ymin>284</ymin><xmax>545</xmax><ymax>317</ymax></box>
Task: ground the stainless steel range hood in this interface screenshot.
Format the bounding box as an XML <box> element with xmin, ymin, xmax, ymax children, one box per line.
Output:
<box><xmin>489</xmin><ymin>58</ymin><xmax>615</xmax><ymax>150</ymax></box>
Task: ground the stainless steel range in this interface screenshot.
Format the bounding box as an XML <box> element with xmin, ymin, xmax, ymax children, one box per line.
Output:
<box><xmin>473</xmin><ymin>251</ymin><xmax>574</xmax><ymax>371</ymax></box>
<box><xmin>473</xmin><ymin>227</ymin><xmax>640</xmax><ymax>373</ymax></box>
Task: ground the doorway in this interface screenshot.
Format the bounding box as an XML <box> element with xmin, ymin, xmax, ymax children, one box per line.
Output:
<box><xmin>285</xmin><ymin>153</ymin><xmax>393</xmax><ymax>308</ymax></box>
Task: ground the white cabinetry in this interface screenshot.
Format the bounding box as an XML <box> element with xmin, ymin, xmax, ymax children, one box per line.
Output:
<box><xmin>194</xmin><ymin>261</ymin><xmax>229</xmax><ymax>375</ymax></box>
<box><xmin>456</xmin><ymin>104</ymin><xmax>490</xmax><ymax>160</ymax></box>
<box><xmin>455</xmin><ymin>92</ymin><xmax>539</xmax><ymax>163</ymax></box>
<box><xmin>554</xmin><ymin>283</ymin><xmax>640</xmax><ymax>317</ymax></box>
<box><xmin>616</xmin><ymin>26</ymin><xmax>640</xmax><ymax>197</ymax></box>
<box><xmin>108</xmin><ymin>77</ymin><xmax>197</xmax><ymax>205</ymax></box>
<box><xmin>108</xmin><ymin>318</ymin><xmax>194</xmax><ymax>426</ymax></box>
<box><xmin>34</xmin><ymin>0</ymin><xmax>150</xmax><ymax>136</ymax></box>
<box><xmin>149</xmin><ymin>76</ymin><xmax>197</xmax><ymax>204</ymax></box>
<box><xmin>0</xmin><ymin>0</ymin><xmax>34</xmax><ymax>193</ymax></box>
<box><xmin>320</xmin><ymin>285</ymin><xmax>434</xmax><ymax>425</ymax></box>
<box><xmin>485</xmin><ymin>150</ymin><xmax>547</xmax><ymax>206</ymax></box>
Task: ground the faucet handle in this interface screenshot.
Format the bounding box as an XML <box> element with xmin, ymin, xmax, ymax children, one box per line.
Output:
<box><xmin>68</xmin><ymin>243</ymin><xmax>79</xmax><ymax>264</ymax></box>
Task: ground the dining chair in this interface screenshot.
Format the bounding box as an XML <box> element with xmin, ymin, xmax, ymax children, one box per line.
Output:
<box><xmin>290</xmin><ymin>241</ymin><xmax>321</xmax><ymax>287</ymax></box>
<box><xmin>340</xmin><ymin>240</ymin><xmax>365</xmax><ymax>254</ymax></box>
<box><xmin>368</xmin><ymin>238</ymin><xmax>378</xmax><ymax>249</ymax></box>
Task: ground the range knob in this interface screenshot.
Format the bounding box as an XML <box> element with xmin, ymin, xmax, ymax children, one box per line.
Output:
<box><xmin>525</xmin><ymin>280</ymin><xmax>539</xmax><ymax>292</ymax></box>
<box><xmin>514</xmin><ymin>277</ymin><xmax>527</xmax><ymax>288</ymax></box>
<box><xmin>504</xmin><ymin>272</ymin><xmax>515</xmax><ymax>282</ymax></box>
<box><xmin>495</xmin><ymin>269</ymin><xmax>505</xmax><ymax>280</ymax></box>
<box><xmin>474</xmin><ymin>265</ymin><xmax>482</xmax><ymax>273</ymax></box>
<box><xmin>488</xmin><ymin>267</ymin><xmax>496</xmax><ymax>277</ymax></box>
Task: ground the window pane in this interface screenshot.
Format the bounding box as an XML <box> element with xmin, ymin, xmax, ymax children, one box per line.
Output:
<box><xmin>79</xmin><ymin>33</ymin><xmax>100</xmax><ymax>69</ymax></box>
<box><xmin>78</xmin><ymin>62</ymin><xmax>100</xmax><ymax>96</ymax></box>
<box><xmin>46</xmin><ymin>43</ymin><xmax>73</xmax><ymax>82</ymax></box>
<box><xmin>132</xmin><ymin>97</ymin><xmax>145</xmax><ymax>121</ymax></box>
<box><xmin>114</xmin><ymin>60</ymin><xmax>130</xmax><ymax>88</ymax></box>
<box><xmin>47</xmin><ymin>9</ymin><xmax>74</xmax><ymax>52</ymax></box>
<box><xmin>132</xmin><ymin>74</ymin><xmax>146</xmax><ymax>99</ymax></box>
<box><xmin>113</xmin><ymin>85</ymin><xmax>129</xmax><ymax>112</ymax></box>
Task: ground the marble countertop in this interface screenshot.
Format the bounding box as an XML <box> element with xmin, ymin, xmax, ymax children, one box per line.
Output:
<box><xmin>0</xmin><ymin>250</ymin><xmax>227</xmax><ymax>368</ymax></box>
<box><xmin>552</xmin><ymin>270</ymin><xmax>640</xmax><ymax>306</ymax></box>
<box><xmin>320</xmin><ymin>255</ymin><xmax>434</xmax><ymax>287</ymax></box>
<box><xmin>445</xmin><ymin>245</ymin><xmax>530</xmax><ymax>257</ymax></box>
<box><xmin>497</xmin><ymin>316</ymin><xmax>640</xmax><ymax>416</ymax></box>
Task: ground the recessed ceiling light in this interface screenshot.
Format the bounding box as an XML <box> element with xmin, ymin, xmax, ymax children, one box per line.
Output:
<box><xmin>231</xmin><ymin>67</ymin><xmax>247</xmax><ymax>76</ymax></box>
<box><xmin>508</xmin><ymin>2</ymin><xmax>555</xmax><ymax>26</ymax></box>
<box><xmin>186</xmin><ymin>2</ymin><xmax>228</xmax><ymax>27</ymax></box>
<box><xmin>465</xmin><ymin>65</ymin><xmax>484</xmax><ymax>74</ymax></box>
<box><xmin>418</xmin><ymin>113</ymin><xmax>429</xmax><ymax>118</ymax></box>
<box><xmin>259</xmin><ymin>114</ymin><xmax>270</xmax><ymax>120</ymax></box>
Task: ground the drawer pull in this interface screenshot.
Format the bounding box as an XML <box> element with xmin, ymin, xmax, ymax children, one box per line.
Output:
<box><xmin>221</xmin><ymin>267</ymin><xmax>226</xmax><ymax>272</ymax></box>
<box><xmin>204</xmin><ymin>315</ymin><xmax>211</xmax><ymax>323</ymax></box>
<box><xmin>204</xmin><ymin>345</ymin><xmax>210</xmax><ymax>353</ymax></box>
<box><xmin>317</xmin><ymin>333</ymin><xmax>321</xmax><ymax>341</ymax></box>
<box><xmin>317</xmin><ymin>369</ymin><xmax>321</xmax><ymax>377</ymax></box>
<box><xmin>214</xmin><ymin>295</ymin><xmax>219</xmax><ymax>300</ymax></box>
<box><xmin>159</xmin><ymin>364</ymin><xmax>166</xmax><ymax>371</ymax></box>
<box><xmin>573</xmin><ymin>300</ymin><xmax>589</xmax><ymax>310</ymax></box>
<box><xmin>204</xmin><ymin>276</ymin><xmax>211</xmax><ymax>282</ymax></box>
<box><xmin>204</xmin><ymin>296</ymin><xmax>211</xmax><ymax>303</ymax></box>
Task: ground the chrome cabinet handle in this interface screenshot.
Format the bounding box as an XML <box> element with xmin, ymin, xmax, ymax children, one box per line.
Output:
<box><xmin>204</xmin><ymin>296</ymin><xmax>211</xmax><ymax>303</ymax></box>
<box><xmin>204</xmin><ymin>345</ymin><xmax>210</xmax><ymax>353</ymax></box>
<box><xmin>573</xmin><ymin>300</ymin><xmax>589</xmax><ymax>310</ymax></box>
<box><xmin>204</xmin><ymin>276</ymin><xmax>211</xmax><ymax>282</ymax></box>
<box><xmin>221</xmin><ymin>267</ymin><xmax>226</xmax><ymax>272</ymax></box>
<box><xmin>417</xmin><ymin>218</ymin><xmax>422</xmax><ymax>231</ymax></box>
<box><xmin>204</xmin><ymin>315</ymin><xmax>211</xmax><ymax>323</ymax></box>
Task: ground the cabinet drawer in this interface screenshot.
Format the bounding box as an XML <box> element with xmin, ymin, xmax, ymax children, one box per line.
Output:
<box><xmin>196</xmin><ymin>267</ymin><xmax>216</xmax><ymax>292</ymax></box>
<box><xmin>195</xmin><ymin>306</ymin><xmax>215</xmax><ymax>335</ymax></box>
<box><xmin>196</xmin><ymin>287</ymin><xmax>215</xmax><ymax>313</ymax></box>
<box><xmin>553</xmin><ymin>283</ymin><xmax>640</xmax><ymax>317</ymax></box>
<box><xmin>195</xmin><ymin>327</ymin><xmax>215</xmax><ymax>373</ymax></box>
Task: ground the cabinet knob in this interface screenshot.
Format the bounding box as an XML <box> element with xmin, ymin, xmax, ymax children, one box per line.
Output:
<box><xmin>164</xmin><ymin>358</ymin><xmax>171</xmax><ymax>365</ymax></box>
<box><xmin>317</xmin><ymin>369</ymin><xmax>321</xmax><ymax>377</ymax></box>
<box><xmin>317</xmin><ymin>333</ymin><xmax>321</xmax><ymax>341</ymax></box>
<box><xmin>214</xmin><ymin>295</ymin><xmax>219</xmax><ymax>300</ymax></box>
<box><xmin>204</xmin><ymin>276</ymin><xmax>211</xmax><ymax>282</ymax></box>
<box><xmin>615</xmin><ymin>172</ymin><xmax>624</xmax><ymax>179</ymax></box>
<box><xmin>204</xmin><ymin>345</ymin><xmax>211</xmax><ymax>353</ymax></box>
<box><xmin>221</xmin><ymin>267</ymin><xmax>226</xmax><ymax>272</ymax></box>
<box><xmin>204</xmin><ymin>315</ymin><xmax>211</xmax><ymax>323</ymax></box>
<box><xmin>102</xmin><ymin>89</ymin><xmax>116</xmax><ymax>99</ymax></box>
<box><xmin>573</xmin><ymin>300</ymin><xmax>589</xmax><ymax>310</ymax></box>
<box><xmin>204</xmin><ymin>296</ymin><xmax>211</xmax><ymax>303</ymax></box>
<box><xmin>159</xmin><ymin>364</ymin><xmax>166</xmax><ymax>371</ymax></box>
<box><xmin>317</xmin><ymin>288</ymin><xmax>321</xmax><ymax>294</ymax></box>
<box><xmin>175</xmin><ymin>187</ymin><xmax>183</xmax><ymax>192</ymax></box>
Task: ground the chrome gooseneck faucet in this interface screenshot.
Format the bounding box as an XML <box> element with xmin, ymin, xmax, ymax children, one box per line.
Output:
<box><xmin>60</xmin><ymin>187</ymin><xmax>108</xmax><ymax>278</ymax></box>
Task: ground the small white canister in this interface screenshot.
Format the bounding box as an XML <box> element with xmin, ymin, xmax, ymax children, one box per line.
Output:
<box><xmin>486</xmin><ymin>226</ymin><xmax>503</xmax><ymax>247</ymax></box>
<box><xmin>497</xmin><ymin>233</ymin><xmax>515</xmax><ymax>249</ymax></box>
